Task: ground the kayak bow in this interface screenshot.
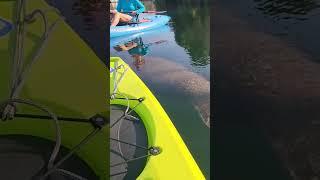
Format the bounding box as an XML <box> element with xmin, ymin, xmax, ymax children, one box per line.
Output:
<box><xmin>0</xmin><ymin>0</ymin><xmax>108</xmax><ymax>179</ymax></box>
<box><xmin>110</xmin><ymin>57</ymin><xmax>205</xmax><ymax>179</ymax></box>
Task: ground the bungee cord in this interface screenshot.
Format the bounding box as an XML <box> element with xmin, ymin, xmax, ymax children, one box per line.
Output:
<box><xmin>1</xmin><ymin>1</ymin><xmax>107</xmax><ymax>179</ymax></box>
<box><xmin>0</xmin><ymin>98</ymin><xmax>61</xmax><ymax>171</ymax></box>
<box><xmin>110</xmin><ymin>59</ymin><xmax>161</xmax><ymax>177</ymax></box>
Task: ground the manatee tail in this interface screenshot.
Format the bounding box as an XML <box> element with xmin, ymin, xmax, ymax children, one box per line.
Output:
<box><xmin>194</xmin><ymin>101</ymin><xmax>211</xmax><ymax>128</ymax></box>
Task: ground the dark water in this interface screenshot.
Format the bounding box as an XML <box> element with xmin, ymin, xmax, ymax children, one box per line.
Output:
<box><xmin>214</xmin><ymin>0</ymin><xmax>320</xmax><ymax>180</ymax></box>
<box><xmin>48</xmin><ymin>0</ymin><xmax>107</xmax><ymax>62</ymax></box>
<box><xmin>217</xmin><ymin>0</ymin><xmax>320</xmax><ymax>63</ymax></box>
<box><xmin>111</xmin><ymin>0</ymin><xmax>211</xmax><ymax>178</ymax></box>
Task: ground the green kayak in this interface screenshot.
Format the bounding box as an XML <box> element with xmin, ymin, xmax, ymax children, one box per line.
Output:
<box><xmin>110</xmin><ymin>57</ymin><xmax>205</xmax><ymax>179</ymax></box>
<box><xmin>0</xmin><ymin>0</ymin><xmax>108</xmax><ymax>179</ymax></box>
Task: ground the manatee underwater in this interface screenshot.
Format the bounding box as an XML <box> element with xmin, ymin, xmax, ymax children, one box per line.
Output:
<box><xmin>137</xmin><ymin>56</ymin><xmax>211</xmax><ymax>128</ymax></box>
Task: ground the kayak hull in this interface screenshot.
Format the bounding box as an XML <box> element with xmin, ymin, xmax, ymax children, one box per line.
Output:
<box><xmin>110</xmin><ymin>14</ymin><xmax>170</xmax><ymax>38</ymax></box>
<box><xmin>0</xmin><ymin>1</ymin><xmax>108</xmax><ymax>179</ymax></box>
<box><xmin>110</xmin><ymin>57</ymin><xmax>205</xmax><ymax>179</ymax></box>
<box><xmin>110</xmin><ymin>25</ymin><xmax>170</xmax><ymax>47</ymax></box>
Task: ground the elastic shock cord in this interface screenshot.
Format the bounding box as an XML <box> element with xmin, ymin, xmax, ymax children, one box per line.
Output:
<box><xmin>0</xmin><ymin>1</ymin><xmax>99</xmax><ymax>179</ymax></box>
<box><xmin>110</xmin><ymin>63</ymin><xmax>161</xmax><ymax>176</ymax></box>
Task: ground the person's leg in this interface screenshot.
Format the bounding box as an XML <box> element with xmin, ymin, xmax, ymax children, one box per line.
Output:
<box><xmin>111</xmin><ymin>12</ymin><xmax>133</xmax><ymax>26</ymax></box>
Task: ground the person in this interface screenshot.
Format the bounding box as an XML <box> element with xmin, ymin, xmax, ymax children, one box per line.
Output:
<box><xmin>113</xmin><ymin>37</ymin><xmax>167</xmax><ymax>70</ymax></box>
<box><xmin>113</xmin><ymin>40</ymin><xmax>138</xmax><ymax>52</ymax></box>
<box><xmin>110</xmin><ymin>0</ymin><xmax>147</xmax><ymax>27</ymax></box>
<box><xmin>132</xmin><ymin>54</ymin><xmax>145</xmax><ymax>71</ymax></box>
<box><xmin>113</xmin><ymin>38</ymin><xmax>147</xmax><ymax>70</ymax></box>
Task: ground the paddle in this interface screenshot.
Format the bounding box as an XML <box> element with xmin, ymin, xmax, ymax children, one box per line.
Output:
<box><xmin>145</xmin><ymin>40</ymin><xmax>168</xmax><ymax>46</ymax></box>
<box><xmin>142</xmin><ymin>11</ymin><xmax>167</xmax><ymax>14</ymax></box>
<box><xmin>110</xmin><ymin>10</ymin><xmax>167</xmax><ymax>14</ymax></box>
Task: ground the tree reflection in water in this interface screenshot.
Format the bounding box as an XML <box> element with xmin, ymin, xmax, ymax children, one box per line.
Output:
<box><xmin>155</xmin><ymin>0</ymin><xmax>211</xmax><ymax>67</ymax></box>
<box><xmin>71</xmin><ymin>0</ymin><xmax>105</xmax><ymax>30</ymax></box>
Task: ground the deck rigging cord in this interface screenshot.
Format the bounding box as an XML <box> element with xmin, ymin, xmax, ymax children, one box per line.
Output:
<box><xmin>0</xmin><ymin>0</ymin><xmax>107</xmax><ymax>179</ymax></box>
<box><xmin>110</xmin><ymin>61</ymin><xmax>161</xmax><ymax>177</ymax></box>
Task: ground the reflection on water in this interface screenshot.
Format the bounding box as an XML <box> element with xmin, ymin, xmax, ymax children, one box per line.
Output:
<box><xmin>71</xmin><ymin>0</ymin><xmax>105</xmax><ymax>30</ymax></box>
<box><xmin>113</xmin><ymin>37</ymin><xmax>167</xmax><ymax>70</ymax></box>
<box><xmin>254</xmin><ymin>0</ymin><xmax>320</xmax><ymax>21</ymax></box>
<box><xmin>156</xmin><ymin>0</ymin><xmax>210</xmax><ymax>67</ymax></box>
<box><xmin>111</xmin><ymin>24</ymin><xmax>172</xmax><ymax>72</ymax></box>
<box><xmin>48</xmin><ymin>0</ymin><xmax>107</xmax><ymax>61</ymax></box>
<box><xmin>111</xmin><ymin>25</ymin><xmax>170</xmax><ymax>71</ymax></box>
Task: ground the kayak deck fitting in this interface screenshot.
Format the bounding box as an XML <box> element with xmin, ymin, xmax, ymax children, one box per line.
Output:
<box><xmin>110</xmin><ymin>14</ymin><xmax>170</xmax><ymax>38</ymax></box>
<box><xmin>0</xmin><ymin>0</ymin><xmax>108</xmax><ymax>179</ymax></box>
<box><xmin>110</xmin><ymin>57</ymin><xmax>205</xmax><ymax>179</ymax></box>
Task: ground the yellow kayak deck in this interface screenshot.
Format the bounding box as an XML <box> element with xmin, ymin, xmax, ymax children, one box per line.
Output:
<box><xmin>110</xmin><ymin>57</ymin><xmax>205</xmax><ymax>179</ymax></box>
<box><xmin>0</xmin><ymin>0</ymin><xmax>108</xmax><ymax>179</ymax></box>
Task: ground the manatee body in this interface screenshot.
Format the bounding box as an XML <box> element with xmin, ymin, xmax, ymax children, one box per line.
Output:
<box><xmin>138</xmin><ymin>57</ymin><xmax>211</xmax><ymax>128</ymax></box>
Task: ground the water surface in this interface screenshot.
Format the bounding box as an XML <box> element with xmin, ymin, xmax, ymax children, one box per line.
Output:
<box><xmin>214</xmin><ymin>0</ymin><xmax>320</xmax><ymax>179</ymax></box>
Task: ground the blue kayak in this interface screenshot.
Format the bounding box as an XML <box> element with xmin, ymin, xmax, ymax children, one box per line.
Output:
<box><xmin>110</xmin><ymin>25</ymin><xmax>171</xmax><ymax>47</ymax></box>
<box><xmin>110</xmin><ymin>14</ymin><xmax>170</xmax><ymax>38</ymax></box>
<box><xmin>0</xmin><ymin>17</ymin><xmax>12</xmax><ymax>37</ymax></box>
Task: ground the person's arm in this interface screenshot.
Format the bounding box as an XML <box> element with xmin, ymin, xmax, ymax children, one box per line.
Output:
<box><xmin>134</xmin><ymin>0</ymin><xmax>145</xmax><ymax>13</ymax></box>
